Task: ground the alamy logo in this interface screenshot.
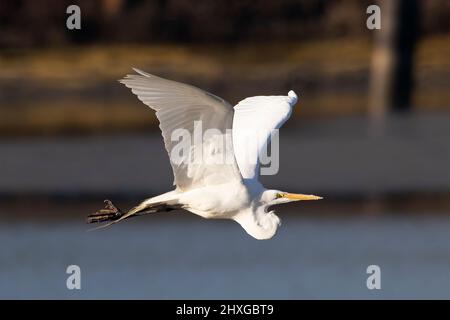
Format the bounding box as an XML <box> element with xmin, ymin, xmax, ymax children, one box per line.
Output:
<box><xmin>66</xmin><ymin>265</ymin><xmax>81</xmax><ymax>290</ymax></box>
<box><xmin>66</xmin><ymin>5</ymin><xmax>81</xmax><ymax>30</ymax></box>
<box><xmin>366</xmin><ymin>5</ymin><xmax>381</xmax><ymax>30</ymax></box>
<box><xmin>366</xmin><ymin>265</ymin><xmax>381</xmax><ymax>290</ymax></box>
<box><xmin>170</xmin><ymin>121</ymin><xmax>280</xmax><ymax>177</ymax></box>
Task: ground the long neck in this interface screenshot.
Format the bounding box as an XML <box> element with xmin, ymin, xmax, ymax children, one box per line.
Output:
<box><xmin>233</xmin><ymin>207</ymin><xmax>279</xmax><ymax>240</ymax></box>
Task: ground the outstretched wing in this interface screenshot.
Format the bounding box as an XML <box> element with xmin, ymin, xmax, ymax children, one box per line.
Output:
<box><xmin>232</xmin><ymin>90</ymin><xmax>298</xmax><ymax>181</ymax></box>
<box><xmin>120</xmin><ymin>69</ymin><xmax>242</xmax><ymax>190</ymax></box>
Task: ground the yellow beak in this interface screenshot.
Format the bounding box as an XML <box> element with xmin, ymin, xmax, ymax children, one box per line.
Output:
<box><xmin>283</xmin><ymin>193</ymin><xmax>323</xmax><ymax>201</ymax></box>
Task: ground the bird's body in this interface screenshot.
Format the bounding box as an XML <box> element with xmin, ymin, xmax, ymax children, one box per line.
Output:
<box><xmin>142</xmin><ymin>180</ymin><xmax>249</xmax><ymax>220</ymax></box>
<box><xmin>87</xmin><ymin>69</ymin><xmax>321</xmax><ymax>239</ymax></box>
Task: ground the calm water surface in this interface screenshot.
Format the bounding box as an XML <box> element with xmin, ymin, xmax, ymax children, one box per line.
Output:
<box><xmin>1</xmin><ymin>210</ymin><xmax>450</xmax><ymax>299</ymax></box>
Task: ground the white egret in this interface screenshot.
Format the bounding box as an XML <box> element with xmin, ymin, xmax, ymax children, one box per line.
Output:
<box><xmin>87</xmin><ymin>69</ymin><xmax>322</xmax><ymax>239</ymax></box>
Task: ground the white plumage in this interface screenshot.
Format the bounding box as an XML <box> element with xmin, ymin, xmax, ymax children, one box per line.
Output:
<box><xmin>88</xmin><ymin>69</ymin><xmax>321</xmax><ymax>240</ymax></box>
<box><xmin>233</xmin><ymin>91</ymin><xmax>297</xmax><ymax>180</ymax></box>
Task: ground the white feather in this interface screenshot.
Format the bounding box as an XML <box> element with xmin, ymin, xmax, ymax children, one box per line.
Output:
<box><xmin>119</xmin><ymin>69</ymin><xmax>242</xmax><ymax>190</ymax></box>
<box><xmin>232</xmin><ymin>91</ymin><xmax>298</xmax><ymax>180</ymax></box>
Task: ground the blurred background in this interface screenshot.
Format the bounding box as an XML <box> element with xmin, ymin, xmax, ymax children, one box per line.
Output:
<box><xmin>1</xmin><ymin>0</ymin><xmax>450</xmax><ymax>299</ymax></box>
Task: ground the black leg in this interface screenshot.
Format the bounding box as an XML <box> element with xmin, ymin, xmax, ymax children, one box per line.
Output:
<box><xmin>87</xmin><ymin>199</ymin><xmax>123</xmax><ymax>224</ymax></box>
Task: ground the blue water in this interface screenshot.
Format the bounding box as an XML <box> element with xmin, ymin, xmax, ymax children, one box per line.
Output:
<box><xmin>1</xmin><ymin>212</ymin><xmax>450</xmax><ymax>299</ymax></box>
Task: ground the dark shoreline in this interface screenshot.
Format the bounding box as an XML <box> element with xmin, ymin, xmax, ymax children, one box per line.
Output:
<box><xmin>1</xmin><ymin>191</ymin><xmax>449</xmax><ymax>222</ymax></box>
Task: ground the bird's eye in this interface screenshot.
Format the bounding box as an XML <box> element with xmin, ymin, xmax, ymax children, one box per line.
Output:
<box><xmin>275</xmin><ymin>193</ymin><xmax>283</xmax><ymax>199</ymax></box>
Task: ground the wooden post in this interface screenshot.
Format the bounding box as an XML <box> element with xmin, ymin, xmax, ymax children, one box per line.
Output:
<box><xmin>369</xmin><ymin>0</ymin><xmax>419</xmax><ymax>127</ymax></box>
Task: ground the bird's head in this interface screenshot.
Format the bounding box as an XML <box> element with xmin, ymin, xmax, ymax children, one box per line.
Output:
<box><xmin>234</xmin><ymin>190</ymin><xmax>322</xmax><ymax>240</ymax></box>
<box><xmin>262</xmin><ymin>189</ymin><xmax>323</xmax><ymax>206</ymax></box>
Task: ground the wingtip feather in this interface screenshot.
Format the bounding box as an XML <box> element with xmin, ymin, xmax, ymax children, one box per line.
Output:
<box><xmin>132</xmin><ymin>67</ymin><xmax>152</xmax><ymax>77</ymax></box>
<box><xmin>288</xmin><ymin>90</ymin><xmax>298</xmax><ymax>105</ymax></box>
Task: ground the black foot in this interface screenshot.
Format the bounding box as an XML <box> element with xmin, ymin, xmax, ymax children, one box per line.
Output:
<box><xmin>87</xmin><ymin>200</ymin><xmax>123</xmax><ymax>224</ymax></box>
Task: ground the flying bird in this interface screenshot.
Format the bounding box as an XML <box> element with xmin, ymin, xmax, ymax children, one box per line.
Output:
<box><xmin>87</xmin><ymin>69</ymin><xmax>322</xmax><ymax>239</ymax></box>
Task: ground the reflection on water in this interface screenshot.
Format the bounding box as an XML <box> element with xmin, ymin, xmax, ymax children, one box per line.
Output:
<box><xmin>1</xmin><ymin>209</ymin><xmax>450</xmax><ymax>299</ymax></box>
